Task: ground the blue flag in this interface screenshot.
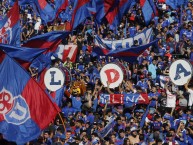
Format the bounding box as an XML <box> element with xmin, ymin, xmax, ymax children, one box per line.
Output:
<box><xmin>0</xmin><ymin>43</ymin><xmax>46</xmax><ymax>69</ymax></box>
<box><xmin>34</xmin><ymin>0</ymin><xmax>56</xmax><ymax>24</ymax></box>
<box><xmin>0</xmin><ymin>50</ymin><xmax>59</xmax><ymax>144</ymax></box>
<box><xmin>107</xmin><ymin>39</ymin><xmax>159</xmax><ymax>63</ymax></box>
<box><xmin>70</xmin><ymin>0</ymin><xmax>91</xmax><ymax>30</ymax></box>
<box><xmin>140</xmin><ymin>0</ymin><xmax>156</xmax><ymax>25</ymax></box>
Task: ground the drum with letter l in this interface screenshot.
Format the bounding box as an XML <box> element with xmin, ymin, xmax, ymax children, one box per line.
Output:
<box><xmin>44</xmin><ymin>67</ymin><xmax>65</xmax><ymax>91</ymax></box>
<box><xmin>100</xmin><ymin>63</ymin><xmax>124</xmax><ymax>88</ymax></box>
<box><xmin>169</xmin><ymin>59</ymin><xmax>193</xmax><ymax>86</ymax></box>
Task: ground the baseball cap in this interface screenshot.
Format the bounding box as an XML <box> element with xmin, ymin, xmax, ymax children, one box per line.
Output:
<box><xmin>135</xmin><ymin>109</ymin><xmax>144</xmax><ymax>113</ymax></box>
<box><xmin>130</xmin><ymin>126</ymin><xmax>139</xmax><ymax>132</ymax></box>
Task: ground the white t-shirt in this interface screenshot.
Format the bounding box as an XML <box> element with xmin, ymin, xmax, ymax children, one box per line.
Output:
<box><xmin>166</xmin><ymin>90</ymin><xmax>176</xmax><ymax>108</ymax></box>
<box><xmin>188</xmin><ymin>89</ymin><xmax>193</xmax><ymax>106</ymax></box>
<box><xmin>34</xmin><ymin>18</ymin><xmax>41</xmax><ymax>31</ymax></box>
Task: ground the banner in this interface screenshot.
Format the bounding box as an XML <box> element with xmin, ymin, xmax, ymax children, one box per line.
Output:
<box><xmin>99</xmin><ymin>94</ymin><xmax>124</xmax><ymax>105</ymax></box>
<box><xmin>95</xmin><ymin>28</ymin><xmax>152</xmax><ymax>50</ymax></box>
<box><xmin>100</xmin><ymin>93</ymin><xmax>149</xmax><ymax>105</ymax></box>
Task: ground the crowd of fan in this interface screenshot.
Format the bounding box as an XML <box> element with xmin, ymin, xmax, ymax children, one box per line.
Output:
<box><xmin>0</xmin><ymin>0</ymin><xmax>193</xmax><ymax>145</ymax></box>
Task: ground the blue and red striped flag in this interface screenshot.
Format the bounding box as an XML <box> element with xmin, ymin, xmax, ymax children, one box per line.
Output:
<box><xmin>105</xmin><ymin>0</ymin><xmax>136</xmax><ymax>27</ymax></box>
<box><xmin>34</xmin><ymin>0</ymin><xmax>56</xmax><ymax>24</ymax></box>
<box><xmin>87</xmin><ymin>0</ymin><xmax>116</xmax><ymax>24</ymax></box>
<box><xmin>22</xmin><ymin>31</ymin><xmax>70</xmax><ymax>52</ymax></box>
<box><xmin>0</xmin><ymin>50</ymin><xmax>60</xmax><ymax>144</ymax></box>
<box><xmin>93</xmin><ymin>39</ymin><xmax>159</xmax><ymax>63</ymax></box>
<box><xmin>55</xmin><ymin>0</ymin><xmax>69</xmax><ymax>17</ymax></box>
<box><xmin>70</xmin><ymin>0</ymin><xmax>91</xmax><ymax>30</ymax></box>
<box><xmin>0</xmin><ymin>43</ymin><xmax>46</xmax><ymax>69</ymax></box>
<box><xmin>0</xmin><ymin>1</ymin><xmax>20</xmax><ymax>46</ymax></box>
<box><xmin>140</xmin><ymin>0</ymin><xmax>157</xmax><ymax>25</ymax></box>
<box><xmin>22</xmin><ymin>31</ymin><xmax>70</xmax><ymax>72</ymax></box>
<box><xmin>107</xmin><ymin>39</ymin><xmax>159</xmax><ymax>63</ymax></box>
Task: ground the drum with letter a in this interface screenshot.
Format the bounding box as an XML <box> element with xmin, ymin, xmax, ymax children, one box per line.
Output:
<box><xmin>169</xmin><ymin>59</ymin><xmax>193</xmax><ymax>86</ymax></box>
<box><xmin>100</xmin><ymin>63</ymin><xmax>124</xmax><ymax>88</ymax></box>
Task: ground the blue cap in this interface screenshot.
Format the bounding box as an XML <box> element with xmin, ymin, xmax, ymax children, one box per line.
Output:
<box><xmin>163</xmin><ymin>113</ymin><xmax>171</xmax><ymax>120</ymax></box>
<box><xmin>135</xmin><ymin>109</ymin><xmax>144</xmax><ymax>113</ymax></box>
<box><xmin>125</xmin><ymin>113</ymin><xmax>131</xmax><ymax>120</ymax></box>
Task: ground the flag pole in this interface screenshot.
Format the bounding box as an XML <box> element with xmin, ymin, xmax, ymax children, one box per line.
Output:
<box><xmin>58</xmin><ymin>112</ymin><xmax>66</xmax><ymax>133</ymax></box>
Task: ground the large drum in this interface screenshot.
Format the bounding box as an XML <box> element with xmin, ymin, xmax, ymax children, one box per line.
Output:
<box><xmin>60</xmin><ymin>66</ymin><xmax>72</xmax><ymax>85</ymax></box>
<box><xmin>115</xmin><ymin>62</ymin><xmax>129</xmax><ymax>80</ymax></box>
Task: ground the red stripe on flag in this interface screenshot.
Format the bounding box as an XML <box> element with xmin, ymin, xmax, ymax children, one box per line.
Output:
<box><xmin>140</xmin><ymin>0</ymin><xmax>146</xmax><ymax>7</ymax></box>
<box><xmin>56</xmin><ymin>0</ymin><xmax>69</xmax><ymax>17</ymax></box>
<box><xmin>0</xmin><ymin>51</ymin><xmax>6</xmax><ymax>64</ymax></box>
<box><xmin>38</xmin><ymin>0</ymin><xmax>47</xmax><ymax>9</ymax></box>
<box><xmin>106</xmin><ymin>0</ymin><xmax>128</xmax><ymax>24</ymax></box>
<box><xmin>7</xmin><ymin>1</ymin><xmax>19</xmax><ymax>27</ymax></box>
<box><xmin>104</xmin><ymin>0</ymin><xmax>116</xmax><ymax>13</ymax></box>
<box><xmin>21</xmin><ymin>78</ymin><xmax>60</xmax><ymax>129</ymax></box>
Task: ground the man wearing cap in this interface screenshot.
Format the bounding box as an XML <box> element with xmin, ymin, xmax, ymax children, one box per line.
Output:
<box><xmin>128</xmin><ymin>126</ymin><xmax>140</xmax><ymax>144</ymax></box>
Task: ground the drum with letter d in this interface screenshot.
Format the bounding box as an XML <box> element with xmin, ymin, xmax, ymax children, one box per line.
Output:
<box><xmin>100</xmin><ymin>63</ymin><xmax>124</xmax><ymax>88</ymax></box>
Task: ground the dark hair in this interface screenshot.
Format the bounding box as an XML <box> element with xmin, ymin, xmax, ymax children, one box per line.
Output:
<box><xmin>123</xmin><ymin>138</ymin><xmax>130</xmax><ymax>145</ymax></box>
<box><xmin>139</xmin><ymin>134</ymin><xmax>144</xmax><ymax>141</ymax></box>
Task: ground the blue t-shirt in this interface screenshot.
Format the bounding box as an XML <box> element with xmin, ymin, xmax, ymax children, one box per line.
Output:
<box><xmin>148</xmin><ymin>92</ymin><xmax>160</xmax><ymax>107</ymax></box>
<box><xmin>62</xmin><ymin>107</ymin><xmax>76</xmax><ymax>117</ymax></box>
<box><xmin>71</xmin><ymin>96</ymin><xmax>82</xmax><ymax>112</ymax></box>
<box><xmin>151</xmin><ymin>121</ymin><xmax>162</xmax><ymax>131</ymax></box>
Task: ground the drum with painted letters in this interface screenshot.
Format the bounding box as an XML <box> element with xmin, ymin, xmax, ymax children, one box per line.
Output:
<box><xmin>100</xmin><ymin>63</ymin><xmax>125</xmax><ymax>88</ymax></box>
<box><xmin>169</xmin><ymin>59</ymin><xmax>193</xmax><ymax>86</ymax></box>
<box><xmin>44</xmin><ymin>67</ymin><xmax>65</xmax><ymax>91</ymax></box>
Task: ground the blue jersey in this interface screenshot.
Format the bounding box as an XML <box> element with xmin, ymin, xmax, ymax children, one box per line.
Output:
<box><xmin>71</xmin><ymin>96</ymin><xmax>82</xmax><ymax>112</ymax></box>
